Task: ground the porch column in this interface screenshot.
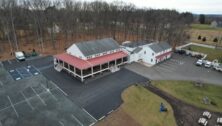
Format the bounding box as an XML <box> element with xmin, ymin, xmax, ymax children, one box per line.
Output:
<box><xmin>91</xmin><ymin>67</ymin><xmax>94</xmax><ymax>77</ymax></box>
<box><xmin>81</xmin><ymin>69</ymin><xmax>84</xmax><ymax>82</ymax></box>
<box><xmin>100</xmin><ymin>64</ymin><xmax>102</xmax><ymax>74</ymax></box>
<box><xmin>74</xmin><ymin>67</ymin><xmax>76</xmax><ymax>77</ymax></box>
<box><xmin>68</xmin><ymin>64</ymin><xmax>70</xmax><ymax>72</ymax></box>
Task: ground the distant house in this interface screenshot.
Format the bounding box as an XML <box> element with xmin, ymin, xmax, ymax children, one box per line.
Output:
<box><xmin>54</xmin><ymin>38</ymin><xmax>128</xmax><ymax>82</ymax></box>
<box><xmin>211</xmin><ymin>20</ymin><xmax>222</xmax><ymax>28</ymax></box>
<box><xmin>122</xmin><ymin>41</ymin><xmax>172</xmax><ymax>65</ymax></box>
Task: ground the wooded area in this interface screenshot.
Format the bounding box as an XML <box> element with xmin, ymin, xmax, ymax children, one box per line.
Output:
<box><xmin>0</xmin><ymin>0</ymin><xmax>193</xmax><ymax>58</ymax></box>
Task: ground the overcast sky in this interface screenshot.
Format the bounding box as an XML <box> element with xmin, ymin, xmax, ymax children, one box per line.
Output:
<box><xmin>84</xmin><ymin>0</ymin><xmax>222</xmax><ymax>14</ymax></box>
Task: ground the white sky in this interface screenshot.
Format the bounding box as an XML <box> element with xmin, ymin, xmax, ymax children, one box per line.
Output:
<box><xmin>84</xmin><ymin>0</ymin><xmax>222</xmax><ymax>14</ymax></box>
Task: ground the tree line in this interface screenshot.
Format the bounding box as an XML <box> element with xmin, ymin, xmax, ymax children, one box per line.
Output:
<box><xmin>0</xmin><ymin>0</ymin><xmax>193</xmax><ymax>53</ymax></box>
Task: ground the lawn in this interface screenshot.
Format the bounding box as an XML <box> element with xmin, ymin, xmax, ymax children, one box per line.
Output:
<box><xmin>191</xmin><ymin>24</ymin><xmax>222</xmax><ymax>31</ymax></box>
<box><xmin>121</xmin><ymin>85</ymin><xmax>176</xmax><ymax>126</ymax></box>
<box><xmin>184</xmin><ymin>45</ymin><xmax>222</xmax><ymax>61</ymax></box>
<box><xmin>97</xmin><ymin>85</ymin><xmax>176</xmax><ymax>126</ymax></box>
<box><xmin>152</xmin><ymin>80</ymin><xmax>222</xmax><ymax>112</ymax></box>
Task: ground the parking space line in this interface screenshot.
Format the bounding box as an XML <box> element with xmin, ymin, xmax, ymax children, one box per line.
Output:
<box><xmin>0</xmin><ymin>89</ymin><xmax>55</xmax><ymax>113</ymax></box>
<box><xmin>59</xmin><ymin>121</ymin><xmax>65</xmax><ymax>126</ymax></box>
<box><xmin>50</xmin><ymin>81</ymin><xmax>68</xmax><ymax>96</ymax></box>
<box><xmin>7</xmin><ymin>60</ymin><xmax>12</xmax><ymax>64</ymax></box>
<box><xmin>15</xmin><ymin>69</ymin><xmax>24</xmax><ymax>78</ymax></box>
<box><xmin>71</xmin><ymin>114</ymin><xmax>83</xmax><ymax>126</ymax></box>
<box><xmin>32</xmin><ymin>65</ymin><xmax>41</xmax><ymax>73</ymax></box>
<box><xmin>0</xmin><ymin>120</ymin><xmax>2</xmax><ymax>126</ymax></box>
<box><xmin>30</xmin><ymin>87</ymin><xmax>47</xmax><ymax>106</ymax></box>
<box><xmin>40</xmin><ymin>84</ymin><xmax>58</xmax><ymax>101</ymax></box>
<box><xmin>7</xmin><ymin>96</ymin><xmax>19</xmax><ymax>118</ymax></box>
<box><xmin>82</xmin><ymin>108</ymin><xmax>97</xmax><ymax>122</ymax></box>
<box><xmin>21</xmin><ymin>92</ymin><xmax>34</xmax><ymax>110</ymax></box>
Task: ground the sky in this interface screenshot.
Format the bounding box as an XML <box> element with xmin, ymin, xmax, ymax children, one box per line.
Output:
<box><xmin>84</xmin><ymin>0</ymin><xmax>222</xmax><ymax>14</ymax></box>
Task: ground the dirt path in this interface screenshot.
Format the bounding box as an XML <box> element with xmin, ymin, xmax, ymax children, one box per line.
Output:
<box><xmin>144</xmin><ymin>83</ymin><xmax>222</xmax><ymax>126</ymax></box>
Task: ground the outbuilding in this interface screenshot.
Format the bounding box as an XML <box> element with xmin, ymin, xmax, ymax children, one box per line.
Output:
<box><xmin>122</xmin><ymin>40</ymin><xmax>172</xmax><ymax>65</ymax></box>
<box><xmin>54</xmin><ymin>38</ymin><xmax>128</xmax><ymax>82</ymax></box>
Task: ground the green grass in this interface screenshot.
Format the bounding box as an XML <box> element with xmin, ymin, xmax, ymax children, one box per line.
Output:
<box><xmin>191</xmin><ymin>24</ymin><xmax>222</xmax><ymax>31</ymax></box>
<box><xmin>185</xmin><ymin>45</ymin><xmax>222</xmax><ymax>61</ymax></box>
<box><xmin>152</xmin><ymin>80</ymin><xmax>222</xmax><ymax>112</ymax></box>
<box><xmin>122</xmin><ymin>85</ymin><xmax>177</xmax><ymax>126</ymax></box>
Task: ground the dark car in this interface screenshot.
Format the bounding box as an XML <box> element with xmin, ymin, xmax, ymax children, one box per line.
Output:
<box><xmin>177</xmin><ymin>50</ymin><xmax>186</xmax><ymax>55</ymax></box>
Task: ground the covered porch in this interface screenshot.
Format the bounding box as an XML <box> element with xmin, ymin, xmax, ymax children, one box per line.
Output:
<box><xmin>54</xmin><ymin>51</ymin><xmax>128</xmax><ymax>82</ymax></box>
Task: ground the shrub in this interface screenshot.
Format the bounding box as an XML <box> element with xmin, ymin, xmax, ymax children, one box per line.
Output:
<box><xmin>198</xmin><ymin>35</ymin><xmax>201</xmax><ymax>40</ymax></box>
<box><xmin>213</xmin><ymin>38</ymin><xmax>218</xmax><ymax>42</ymax></box>
<box><xmin>202</xmin><ymin>37</ymin><xmax>206</xmax><ymax>42</ymax></box>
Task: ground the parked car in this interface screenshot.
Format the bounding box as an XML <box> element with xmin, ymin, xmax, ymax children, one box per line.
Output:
<box><xmin>196</xmin><ymin>59</ymin><xmax>203</xmax><ymax>66</ymax></box>
<box><xmin>203</xmin><ymin>111</ymin><xmax>211</xmax><ymax>119</ymax></box>
<box><xmin>204</xmin><ymin>61</ymin><xmax>212</xmax><ymax>68</ymax></box>
<box><xmin>213</xmin><ymin>64</ymin><xmax>222</xmax><ymax>72</ymax></box>
<box><xmin>195</xmin><ymin>54</ymin><xmax>203</xmax><ymax>59</ymax></box>
<box><xmin>198</xmin><ymin>118</ymin><xmax>208</xmax><ymax>126</ymax></box>
<box><xmin>177</xmin><ymin>50</ymin><xmax>186</xmax><ymax>55</ymax></box>
<box><xmin>217</xmin><ymin>117</ymin><xmax>222</xmax><ymax>125</ymax></box>
<box><xmin>15</xmin><ymin>51</ymin><xmax>25</xmax><ymax>61</ymax></box>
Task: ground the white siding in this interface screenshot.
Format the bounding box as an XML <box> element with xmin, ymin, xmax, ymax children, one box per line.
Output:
<box><xmin>139</xmin><ymin>46</ymin><xmax>156</xmax><ymax>65</ymax></box>
<box><xmin>66</xmin><ymin>44</ymin><xmax>86</xmax><ymax>60</ymax></box>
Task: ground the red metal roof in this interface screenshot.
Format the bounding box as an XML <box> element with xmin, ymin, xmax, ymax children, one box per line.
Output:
<box><xmin>55</xmin><ymin>51</ymin><xmax>128</xmax><ymax>70</ymax></box>
<box><xmin>155</xmin><ymin>51</ymin><xmax>172</xmax><ymax>59</ymax></box>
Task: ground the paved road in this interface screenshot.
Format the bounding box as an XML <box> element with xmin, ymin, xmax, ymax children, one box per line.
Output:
<box><xmin>2</xmin><ymin>56</ymin><xmax>53</xmax><ymax>70</ymax></box>
<box><xmin>42</xmin><ymin>67</ymin><xmax>148</xmax><ymax>119</ymax></box>
<box><xmin>126</xmin><ymin>54</ymin><xmax>222</xmax><ymax>85</ymax></box>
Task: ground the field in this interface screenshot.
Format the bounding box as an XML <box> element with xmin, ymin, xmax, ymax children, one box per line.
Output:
<box><xmin>188</xmin><ymin>24</ymin><xmax>222</xmax><ymax>46</ymax></box>
<box><xmin>191</xmin><ymin>24</ymin><xmax>222</xmax><ymax>31</ymax></box>
<box><xmin>97</xmin><ymin>85</ymin><xmax>176</xmax><ymax>126</ymax></box>
<box><xmin>184</xmin><ymin>45</ymin><xmax>222</xmax><ymax>61</ymax></box>
<box><xmin>152</xmin><ymin>80</ymin><xmax>222</xmax><ymax>112</ymax></box>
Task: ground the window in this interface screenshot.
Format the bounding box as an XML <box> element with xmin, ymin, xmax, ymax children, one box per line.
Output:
<box><xmin>152</xmin><ymin>53</ymin><xmax>154</xmax><ymax>56</ymax></box>
<box><xmin>144</xmin><ymin>51</ymin><xmax>146</xmax><ymax>54</ymax></box>
<box><xmin>151</xmin><ymin>59</ymin><xmax>153</xmax><ymax>62</ymax></box>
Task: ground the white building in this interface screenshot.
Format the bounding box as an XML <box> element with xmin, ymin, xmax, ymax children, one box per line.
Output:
<box><xmin>122</xmin><ymin>41</ymin><xmax>172</xmax><ymax>65</ymax></box>
<box><xmin>54</xmin><ymin>38</ymin><xmax>128</xmax><ymax>82</ymax></box>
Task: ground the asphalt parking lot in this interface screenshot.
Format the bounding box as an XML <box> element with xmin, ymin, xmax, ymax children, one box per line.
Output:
<box><xmin>126</xmin><ymin>53</ymin><xmax>222</xmax><ymax>85</ymax></box>
<box><xmin>1</xmin><ymin>56</ymin><xmax>148</xmax><ymax>123</ymax></box>
<box><xmin>0</xmin><ymin>66</ymin><xmax>97</xmax><ymax>126</ymax></box>
<box><xmin>42</xmin><ymin>67</ymin><xmax>148</xmax><ymax>120</ymax></box>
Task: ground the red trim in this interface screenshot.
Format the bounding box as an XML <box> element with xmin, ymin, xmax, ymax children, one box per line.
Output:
<box><xmin>55</xmin><ymin>51</ymin><xmax>128</xmax><ymax>70</ymax></box>
<box><xmin>155</xmin><ymin>51</ymin><xmax>172</xmax><ymax>59</ymax></box>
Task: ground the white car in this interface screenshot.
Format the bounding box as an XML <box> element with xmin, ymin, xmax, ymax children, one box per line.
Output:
<box><xmin>217</xmin><ymin>117</ymin><xmax>222</xmax><ymax>124</ymax></box>
<box><xmin>214</xmin><ymin>64</ymin><xmax>222</xmax><ymax>72</ymax></box>
<box><xmin>15</xmin><ymin>51</ymin><xmax>25</xmax><ymax>61</ymax></box>
<box><xmin>196</xmin><ymin>59</ymin><xmax>203</xmax><ymax>66</ymax></box>
<box><xmin>198</xmin><ymin>118</ymin><xmax>208</xmax><ymax>126</ymax></box>
<box><xmin>203</xmin><ymin>111</ymin><xmax>211</xmax><ymax>119</ymax></box>
<box><xmin>204</xmin><ymin>61</ymin><xmax>212</xmax><ymax>68</ymax></box>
